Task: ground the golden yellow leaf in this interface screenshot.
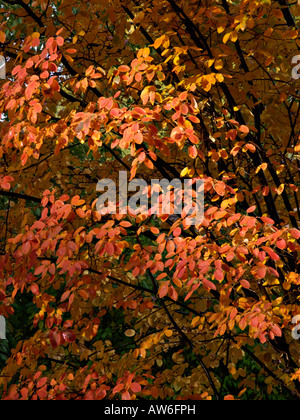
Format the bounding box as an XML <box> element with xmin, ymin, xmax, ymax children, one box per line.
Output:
<box><xmin>223</xmin><ymin>32</ymin><xmax>231</xmax><ymax>44</ymax></box>
<box><xmin>180</xmin><ymin>167</ymin><xmax>189</xmax><ymax>177</ymax></box>
<box><xmin>277</xmin><ymin>184</ymin><xmax>285</xmax><ymax>195</ymax></box>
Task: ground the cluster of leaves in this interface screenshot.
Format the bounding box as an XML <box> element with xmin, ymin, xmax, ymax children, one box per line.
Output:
<box><xmin>0</xmin><ymin>0</ymin><xmax>299</xmax><ymax>400</ymax></box>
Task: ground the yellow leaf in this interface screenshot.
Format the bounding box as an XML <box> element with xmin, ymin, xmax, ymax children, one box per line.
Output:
<box><xmin>277</xmin><ymin>184</ymin><xmax>285</xmax><ymax>195</ymax></box>
<box><xmin>223</xmin><ymin>32</ymin><xmax>231</xmax><ymax>44</ymax></box>
<box><xmin>173</xmin><ymin>55</ymin><xmax>180</xmax><ymax>65</ymax></box>
<box><xmin>163</xmin><ymin>37</ymin><xmax>170</xmax><ymax>49</ymax></box>
<box><xmin>215</xmin><ymin>73</ymin><xmax>224</xmax><ymax>83</ymax></box>
<box><xmin>230</xmin><ymin>31</ymin><xmax>238</xmax><ymax>43</ymax></box>
<box><xmin>206</xmin><ymin>73</ymin><xmax>216</xmax><ymax>84</ymax></box>
<box><xmin>180</xmin><ymin>167</ymin><xmax>189</xmax><ymax>177</ymax></box>
<box><xmin>191</xmin><ymin>316</ymin><xmax>200</xmax><ymax>328</ymax></box>
<box><xmin>143</xmin><ymin>47</ymin><xmax>150</xmax><ymax>57</ymax></box>
<box><xmin>154</xmin><ymin>35</ymin><xmax>164</xmax><ymax>49</ymax></box>
<box><xmin>217</xmin><ymin>25</ymin><xmax>226</xmax><ymax>34</ymax></box>
<box><xmin>207</xmin><ymin>59</ymin><xmax>215</xmax><ymax>68</ymax></box>
<box><xmin>214</xmin><ymin>59</ymin><xmax>223</xmax><ymax>70</ymax></box>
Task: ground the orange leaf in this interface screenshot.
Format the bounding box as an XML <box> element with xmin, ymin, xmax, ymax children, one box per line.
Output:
<box><xmin>247</xmin><ymin>206</ymin><xmax>256</xmax><ymax>213</ymax></box>
<box><xmin>245</xmin><ymin>143</ymin><xmax>256</xmax><ymax>153</ymax></box>
<box><xmin>224</xmin><ymin>395</ymin><xmax>235</xmax><ymax>400</ymax></box>
<box><xmin>240</xmin><ymin>125</ymin><xmax>249</xmax><ymax>134</ymax></box>
<box><xmin>261</xmin><ymin>216</ymin><xmax>274</xmax><ymax>225</ymax></box>
<box><xmin>0</xmin><ymin>31</ymin><xmax>6</xmax><ymax>43</ymax></box>
<box><xmin>150</xmin><ymin>226</ymin><xmax>160</xmax><ymax>234</ymax></box>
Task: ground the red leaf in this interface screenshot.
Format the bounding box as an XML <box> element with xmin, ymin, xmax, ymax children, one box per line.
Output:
<box><xmin>262</xmin><ymin>246</ymin><xmax>279</xmax><ymax>261</ymax></box>
<box><xmin>168</xmin><ymin>285</ymin><xmax>178</xmax><ymax>301</ymax></box>
<box><xmin>202</xmin><ymin>278</ymin><xmax>216</xmax><ymax>291</ymax></box>
<box><xmin>119</xmin><ymin>65</ymin><xmax>130</xmax><ymax>72</ymax></box>
<box><xmin>257</xmin><ymin>266</ymin><xmax>267</xmax><ymax>279</ymax></box>
<box><xmin>262</xmin><ymin>186</ymin><xmax>270</xmax><ymax>196</ymax></box>
<box><xmin>95</xmin><ymin>389</ymin><xmax>107</xmax><ymax>400</ymax></box>
<box><xmin>22</xmin><ymin>241</ymin><xmax>31</xmax><ymax>255</ymax></box>
<box><xmin>173</xmin><ymin>227</ymin><xmax>182</xmax><ymax>237</ymax></box>
<box><xmin>261</xmin><ymin>216</ymin><xmax>274</xmax><ymax>225</ymax></box>
<box><xmin>37</xmin><ymin>377</ymin><xmax>47</xmax><ymax>389</ymax></box>
<box><xmin>291</xmin><ymin>229</ymin><xmax>300</xmax><ymax>239</ymax></box>
<box><xmin>189</xmin><ymin>145</ymin><xmax>198</xmax><ymax>159</ymax></box>
<box><xmin>214</xmin><ymin>269</ymin><xmax>224</xmax><ymax>282</ymax></box>
<box><xmin>78</xmin><ymin>290</ymin><xmax>89</xmax><ymax>300</ymax></box>
<box><xmin>240</xmin><ymin>279</ymin><xmax>250</xmax><ymax>289</ymax></box>
<box><xmin>130</xmin><ymin>383</ymin><xmax>142</xmax><ymax>393</ymax></box>
<box><xmin>25</xmin><ymin>81</ymin><xmax>38</xmax><ymax>101</ymax></box>
<box><xmin>56</xmin><ymin>36</ymin><xmax>64</xmax><ymax>46</ymax></box>
<box><xmin>61</xmin><ymin>291</ymin><xmax>71</xmax><ymax>302</ymax></box>
<box><xmin>113</xmin><ymin>383</ymin><xmax>124</xmax><ymax>394</ymax></box>
<box><xmin>158</xmin><ymin>281</ymin><xmax>169</xmax><ymax>298</ymax></box>
<box><xmin>105</xmin><ymin>242</ymin><xmax>114</xmax><ymax>256</ymax></box>
<box><xmin>37</xmin><ymin>386</ymin><xmax>48</xmax><ymax>399</ymax></box>
<box><xmin>31</xmin><ymin>284</ymin><xmax>40</xmax><ymax>296</ymax></box>
<box><xmin>1</xmin><ymin>181</ymin><xmax>11</xmax><ymax>190</ymax></box>
<box><xmin>271</xmin><ymin>325</ymin><xmax>282</xmax><ymax>337</ymax></box>
<box><xmin>62</xmin><ymin>330</ymin><xmax>76</xmax><ymax>343</ymax></box>
<box><xmin>122</xmin><ymin>391</ymin><xmax>131</xmax><ymax>400</ymax></box>
<box><xmin>49</xmin><ymin>330</ymin><xmax>63</xmax><ymax>348</ymax></box>
<box><xmin>247</xmin><ymin>206</ymin><xmax>256</xmax><ymax>213</ymax></box>
<box><xmin>34</xmin><ymin>265</ymin><xmax>45</xmax><ymax>276</ymax></box>
<box><xmin>276</xmin><ymin>239</ymin><xmax>286</xmax><ymax>250</ymax></box>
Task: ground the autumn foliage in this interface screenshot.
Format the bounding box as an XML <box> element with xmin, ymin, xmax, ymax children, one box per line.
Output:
<box><xmin>0</xmin><ymin>0</ymin><xmax>300</xmax><ymax>401</ymax></box>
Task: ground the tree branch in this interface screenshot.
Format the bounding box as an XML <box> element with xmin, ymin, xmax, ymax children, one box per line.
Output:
<box><xmin>0</xmin><ymin>190</ymin><xmax>41</xmax><ymax>204</ymax></box>
<box><xmin>276</xmin><ymin>0</ymin><xmax>295</xmax><ymax>27</ymax></box>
